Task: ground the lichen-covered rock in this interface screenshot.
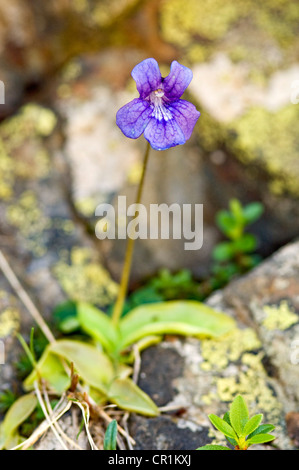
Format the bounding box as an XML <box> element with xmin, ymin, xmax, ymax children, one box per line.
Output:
<box><xmin>0</xmin><ymin>102</ymin><xmax>118</xmax><ymax>397</ymax></box>
<box><xmin>159</xmin><ymin>0</ymin><xmax>299</xmax><ymax>252</ymax></box>
<box><xmin>129</xmin><ymin>241</ymin><xmax>299</xmax><ymax>450</ymax></box>
<box><xmin>160</xmin><ymin>0</ymin><xmax>299</xmax><ymax>66</ymax></box>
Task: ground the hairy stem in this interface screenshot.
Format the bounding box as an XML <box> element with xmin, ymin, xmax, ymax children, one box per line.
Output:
<box><xmin>111</xmin><ymin>141</ymin><xmax>151</xmax><ymax>326</ymax></box>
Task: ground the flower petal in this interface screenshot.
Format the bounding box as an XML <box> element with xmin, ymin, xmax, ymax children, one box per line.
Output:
<box><xmin>131</xmin><ymin>58</ymin><xmax>162</xmax><ymax>100</ymax></box>
<box><xmin>116</xmin><ymin>98</ymin><xmax>152</xmax><ymax>139</ymax></box>
<box><xmin>168</xmin><ymin>99</ymin><xmax>200</xmax><ymax>140</ymax></box>
<box><xmin>144</xmin><ymin>117</ymin><xmax>186</xmax><ymax>151</ymax></box>
<box><xmin>163</xmin><ymin>61</ymin><xmax>193</xmax><ymax>100</ymax></box>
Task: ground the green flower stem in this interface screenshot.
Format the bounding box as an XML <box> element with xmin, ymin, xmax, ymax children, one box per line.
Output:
<box><xmin>111</xmin><ymin>141</ymin><xmax>151</xmax><ymax>326</ymax></box>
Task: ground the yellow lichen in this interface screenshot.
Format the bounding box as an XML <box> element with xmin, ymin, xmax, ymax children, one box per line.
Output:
<box><xmin>160</xmin><ymin>0</ymin><xmax>239</xmax><ymax>46</ymax></box>
<box><xmin>200</xmin><ymin>327</ymin><xmax>261</xmax><ymax>371</ymax></box>
<box><xmin>262</xmin><ymin>301</ymin><xmax>298</xmax><ymax>331</ymax></box>
<box><xmin>200</xmin><ymin>327</ymin><xmax>282</xmax><ymax>425</ymax></box>
<box><xmin>75</xmin><ymin>197</ymin><xmax>99</xmax><ymax>218</ymax></box>
<box><xmin>0</xmin><ymin>308</ymin><xmax>20</xmax><ymax>338</ymax></box>
<box><xmin>53</xmin><ymin>247</ymin><xmax>118</xmax><ymax>307</ymax></box>
<box><xmin>216</xmin><ymin>352</ymin><xmax>282</xmax><ymax>424</ymax></box>
<box><xmin>227</xmin><ymin>104</ymin><xmax>299</xmax><ymax>196</ymax></box>
<box><xmin>0</xmin><ymin>104</ymin><xmax>56</xmax><ymax>206</ymax></box>
<box><xmin>160</xmin><ymin>0</ymin><xmax>299</xmax><ymax>63</ymax></box>
<box><xmin>6</xmin><ymin>191</ymin><xmax>50</xmax><ymax>257</ymax></box>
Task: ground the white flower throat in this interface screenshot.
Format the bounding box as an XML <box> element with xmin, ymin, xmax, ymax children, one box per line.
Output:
<box><xmin>150</xmin><ymin>89</ymin><xmax>172</xmax><ymax>122</ymax></box>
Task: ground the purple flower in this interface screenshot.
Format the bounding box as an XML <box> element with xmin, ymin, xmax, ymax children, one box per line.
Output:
<box><xmin>116</xmin><ymin>58</ymin><xmax>200</xmax><ymax>151</ymax></box>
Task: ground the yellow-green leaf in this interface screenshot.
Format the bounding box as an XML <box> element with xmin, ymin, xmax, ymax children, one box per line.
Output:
<box><xmin>209</xmin><ymin>414</ymin><xmax>238</xmax><ymax>440</ymax></box>
<box><xmin>48</xmin><ymin>340</ymin><xmax>115</xmax><ymax>393</ymax></box>
<box><xmin>77</xmin><ymin>303</ymin><xmax>120</xmax><ymax>352</ymax></box>
<box><xmin>229</xmin><ymin>395</ymin><xmax>249</xmax><ymax>437</ymax></box>
<box><xmin>0</xmin><ymin>394</ymin><xmax>37</xmax><ymax>449</ymax></box>
<box><xmin>23</xmin><ymin>348</ymin><xmax>70</xmax><ymax>394</ymax></box>
<box><xmin>108</xmin><ymin>378</ymin><xmax>159</xmax><ymax>417</ymax></box>
<box><xmin>119</xmin><ymin>301</ymin><xmax>235</xmax><ymax>349</ymax></box>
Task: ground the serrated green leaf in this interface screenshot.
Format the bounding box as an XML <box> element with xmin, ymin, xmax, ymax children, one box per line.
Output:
<box><xmin>216</xmin><ymin>211</ymin><xmax>237</xmax><ymax>236</ymax></box>
<box><xmin>107</xmin><ymin>378</ymin><xmax>159</xmax><ymax>417</ymax></box>
<box><xmin>246</xmin><ymin>433</ymin><xmax>275</xmax><ymax>446</ymax></box>
<box><xmin>0</xmin><ymin>394</ymin><xmax>37</xmax><ymax>449</ymax></box>
<box><xmin>229</xmin><ymin>395</ymin><xmax>249</xmax><ymax>436</ymax></box>
<box><xmin>233</xmin><ymin>234</ymin><xmax>257</xmax><ymax>253</ymax></box>
<box><xmin>212</xmin><ymin>242</ymin><xmax>235</xmax><ymax>262</ymax></box>
<box><xmin>119</xmin><ymin>300</ymin><xmax>236</xmax><ymax>350</ymax></box>
<box><xmin>242</xmin><ymin>202</ymin><xmax>264</xmax><ymax>224</ymax></box>
<box><xmin>223</xmin><ymin>412</ymin><xmax>238</xmax><ymax>446</ymax></box>
<box><xmin>77</xmin><ymin>303</ymin><xmax>120</xmax><ymax>352</ymax></box>
<box><xmin>242</xmin><ymin>414</ymin><xmax>263</xmax><ymax>437</ymax></box>
<box><xmin>197</xmin><ymin>445</ymin><xmax>230</xmax><ymax>450</ymax></box>
<box><xmin>104</xmin><ymin>419</ymin><xmax>118</xmax><ymax>450</ymax></box>
<box><xmin>229</xmin><ymin>199</ymin><xmax>244</xmax><ymax>222</ymax></box>
<box><xmin>247</xmin><ymin>423</ymin><xmax>275</xmax><ymax>440</ymax></box>
<box><xmin>208</xmin><ymin>414</ymin><xmax>238</xmax><ymax>440</ymax></box>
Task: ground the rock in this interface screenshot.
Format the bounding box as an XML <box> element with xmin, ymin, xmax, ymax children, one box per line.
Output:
<box><xmin>0</xmin><ymin>0</ymin><xmax>172</xmax><ymax>110</ymax></box>
<box><xmin>0</xmin><ymin>66</ymin><xmax>25</xmax><ymax>120</ymax></box>
<box><xmin>0</xmin><ymin>102</ymin><xmax>118</xmax><ymax>401</ymax></box>
<box><xmin>130</xmin><ymin>415</ymin><xmax>210</xmax><ymax>450</ymax></box>
<box><xmin>9</xmin><ymin>239</ymin><xmax>298</xmax><ymax>450</ymax></box>
<box><xmin>286</xmin><ymin>412</ymin><xmax>299</xmax><ymax>448</ymax></box>
<box><xmin>159</xmin><ymin>0</ymin><xmax>299</xmax><ymax>255</ymax></box>
<box><xmin>33</xmin><ymin>410</ymin><xmax>89</xmax><ymax>450</ymax></box>
<box><xmin>129</xmin><ymin>241</ymin><xmax>299</xmax><ymax>450</ymax></box>
<box><xmin>189</xmin><ymin>54</ymin><xmax>299</xmax><ymax>122</ymax></box>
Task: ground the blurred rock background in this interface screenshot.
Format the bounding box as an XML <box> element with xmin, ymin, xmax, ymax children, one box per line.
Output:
<box><xmin>1</xmin><ymin>0</ymin><xmax>299</xmax><ymax>280</ymax></box>
<box><xmin>0</xmin><ymin>0</ymin><xmax>299</xmax><ymax>449</ymax></box>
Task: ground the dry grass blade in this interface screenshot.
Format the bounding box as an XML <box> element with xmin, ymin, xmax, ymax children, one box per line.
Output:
<box><xmin>42</xmin><ymin>385</ymin><xmax>83</xmax><ymax>450</ymax></box>
<box><xmin>34</xmin><ymin>381</ymin><xmax>69</xmax><ymax>450</ymax></box>
<box><xmin>70</xmin><ymin>398</ymin><xmax>99</xmax><ymax>450</ymax></box>
<box><xmin>11</xmin><ymin>398</ymin><xmax>72</xmax><ymax>450</ymax></box>
<box><xmin>0</xmin><ymin>250</ymin><xmax>55</xmax><ymax>343</ymax></box>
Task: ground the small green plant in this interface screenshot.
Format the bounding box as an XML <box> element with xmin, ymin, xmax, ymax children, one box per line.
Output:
<box><xmin>197</xmin><ymin>395</ymin><xmax>275</xmax><ymax>450</ymax></box>
<box><xmin>120</xmin><ymin>268</ymin><xmax>204</xmax><ymax>315</ymax></box>
<box><xmin>22</xmin><ymin>300</ymin><xmax>235</xmax><ymax>418</ymax></box>
<box><xmin>0</xmin><ymin>64</ymin><xmax>261</xmax><ymax>451</ymax></box>
<box><xmin>103</xmin><ymin>419</ymin><xmax>118</xmax><ymax>450</ymax></box>
<box><xmin>210</xmin><ymin>199</ymin><xmax>264</xmax><ymax>289</ymax></box>
<box><xmin>15</xmin><ymin>328</ymin><xmax>49</xmax><ymax>379</ymax></box>
<box><xmin>0</xmin><ymin>390</ymin><xmax>18</xmax><ymax>414</ymax></box>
